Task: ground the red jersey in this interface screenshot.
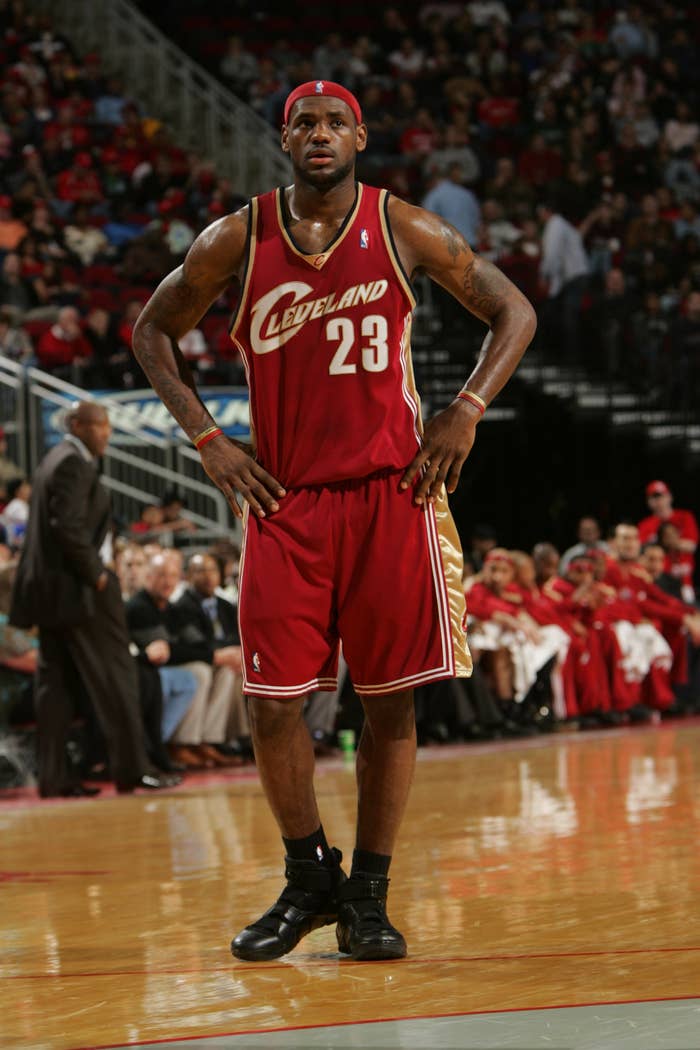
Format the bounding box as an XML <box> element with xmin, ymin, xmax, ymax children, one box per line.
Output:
<box><xmin>638</xmin><ymin>508</ymin><xmax>698</xmax><ymax>547</ymax></box>
<box><xmin>231</xmin><ymin>183</ymin><xmax>420</xmax><ymax>489</ymax></box>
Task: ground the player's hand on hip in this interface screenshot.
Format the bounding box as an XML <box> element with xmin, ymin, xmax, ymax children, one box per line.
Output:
<box><xmin>198</xmin><ymin>437</ymin><xmax>286</xmax><ymax>519</ymax></box>
<box><xmin>400</xmin><ymin>399</ymin><xmax>479</xmax><ymax>505</ymax></box>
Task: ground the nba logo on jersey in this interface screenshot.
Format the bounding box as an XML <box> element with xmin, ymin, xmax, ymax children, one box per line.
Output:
<box><xmin>315</xmin><ymin>80</ymin><xmax>324</xmax><ymax>94</ymax></box>
<box><xmin>252</xmin><ymin>651</ymin><xmax>261</xmax><ymax>673</ymax></box>
<box><xmin>360</xmin><ymin>228</ymin><xmax>369</xmax><ymax>249</ymax></box>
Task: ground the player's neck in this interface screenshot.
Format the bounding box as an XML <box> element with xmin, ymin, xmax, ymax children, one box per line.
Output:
<box><xmin>287</xmin><ymin>176</ymin><xmax>357</xmax><ymax>222</ymax></box>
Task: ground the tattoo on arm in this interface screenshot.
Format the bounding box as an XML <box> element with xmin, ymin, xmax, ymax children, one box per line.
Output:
<box><xmin>461</xmin><ymin>257</ymin><xmax>511</xmax><ymax>320</ymax></box>
<box><xmin>440</xmin><ymin>222</ymin><xmax>469</xmax><ymax>262</ymax></box>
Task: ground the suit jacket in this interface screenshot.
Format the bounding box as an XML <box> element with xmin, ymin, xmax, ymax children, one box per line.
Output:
<box><xmin>173</xmin><ymin>588</ymin><xmax>239</xmax><ymax>661</ymax></box>
<box><xmin>125</xmin><ymin>588</ymin><xmax>211</xmax><ymax>665</ymax></box>
<box><xmin>10</xmin><ymin>439</ymin><xmax>107</xmax><ymax>629</ymax></box>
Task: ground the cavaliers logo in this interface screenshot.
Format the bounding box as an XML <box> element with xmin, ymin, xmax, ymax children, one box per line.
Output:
<box><xmin>250</xmin><ymin>279</ymin><xmax>388</xmax><ymax>355</ymax></box>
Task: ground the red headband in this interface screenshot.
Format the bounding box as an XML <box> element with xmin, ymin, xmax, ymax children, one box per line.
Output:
<box><xmin>284</xmin><ymin>80</ymin><xmax>362</xmax><ymax>126</ymax></box>
<box><xmin>484</xmin><ymin>550</ymin><xmax>514</xmax><ymax>567</ymax></box>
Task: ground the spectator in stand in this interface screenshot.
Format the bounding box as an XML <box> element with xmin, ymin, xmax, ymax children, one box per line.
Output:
<box><xmin>560</xmin><ymin>517</ymin><xmax>608</xmax><ymax>574</ymax></box>
<box><xmin>478</xmin><ymin>200</ymin><xmax>520</xmax><ymax>260</ymax></box>
<box><xmin>174</xmin><ymin>553</ymin><xmax>250</xmax><ymax>762</ymax></box>
<box><xmin>477</xmin><ymin>76</ymin><xmax>519</xmax><ymax>138</ymax></box>
<box><xmin>518</xmin><ymin>133</ymin><xmax>563</xmax><ymax>189</ymax></box>
<box><xmin>674</xmin><ymin>201</ymin><xmax>700</xmax><ymax>242</ymax></box>
<box><xmin>115</xmin><ymin>542</ymin><xmax>148</xmax><ymax>601</ymax></box>
<box><xmin>0</xmin><ymin>427</ymin><xmax>22</xmax><ymax>504</ymax></box>
<box><xmin>64</xmin><ymin>204</ymin><xmax>110</xmax><ymax>266</ymax></box>
<box><xmin>399</xmin><ymin>106</ymin><xmax>440</xmax><ymax>163</ymax></box>
<box><xmin>630</xmin><ymin>291</ymin><xmax>671</xmax><ymax>390</ymax></box>
<box><xmin>0</xmin><ymin>196</ymin><xmax>28</xmax><ymax>252</ymax></box>
<box><xmin>625</xmin><ymin>193</ymin><xmax>675</xmax><ymax>259</ymax></box>
<box><xmin>422</xmin><ymin>163</ymin><xmax>481</xmax><ymax>247</ymax></box>
<box><xmin>663</xmin><ymin>100</ymin><xmax>699</xmax><ymax>155</ymax></box>
<box><xmin>389</xmin><ymin>37</ymin><xmax>425</xmax><ymax>80</ymax></box>
<box><xmin>0</xmin><ymin>251</ymin><xmax>38</xmax><ymax>318</ymax></box>
<box><xmin>312</xmin><ymin>32</ymin><xmax>351</xmax><ymax>82</ymax></box>
<box><xmin>657</xmin><ymin>521</ymin><xmax>696</xmax><ymax>606</ymax></box>
<box><xmin>219</xmin><ymin>36</ymin><xmax>259</xmax><ymax>100</ymax></box>
<box><xmin>126</xmin><ymin>551</ymin><xmax>232</xmax><ymax>770</ymax></box>
<box><xmin>586</xmin><ymin>267</ymin><xmax>637</xmax><ymax>379</ymax></box>
<box><xmin>638</xmin><ymin>480</ymin><xmax>698</xmax><ymax>599</ymax></box>
<box><xmin>0</xmin><ymin>307</ymin><xmax>33</xmax><ymax>362</ymax></box>
<box><xmin>484</xmin><ymin>156</ymin><xmax>534</xmax><ymax>216</ymax></box>
<box><xmin>424</xmin><ymin>124</ymin><xmax>480</xmax><ymax>187</ymax></box>
<box><xmin>608</xmin><ymin>522</ymin><xmax>700</xmax><ymax>704</ymax></box>
<box><xmin>537</xmin><ymin>198</ymin><xmax>589</xmax><ymax>365</ymax></box>
<box><xmin>248</xmin><ymin>58</ymin><xmax>288</xmax><ymax>123</ymax></box>
<box><xmin>94</xmin><ymin>76</ymin><xmax>128</xmax><ymax>126</ymax></box>
<box><xmin>641</xmin><ymin>543</ymin><xmax>683</xmax><ymax>601</ymax></box>
<box><xmin>54</xmin><ymin>151</ymin><xmax>103</xmax><ymax>210</ymax></box>
<box><xmin>467</xmin><ymin>549</ymin><xmax>565</xmax><ymax>717</ymax></box>
<box><xmin>469</xmin><ymin>523</ymin><xmax>498</xmax><ymax>572</ymax></box>
<box><xmin>1</xmin><ymin>477</ymin><xmax>31</xmax><ymax>550</ymax></box>
<box><xmin>579</xmin><ymin>199</ymin><xmax>625</xmax><ymax>278</ymax></box>
<box><xmin>7</xmin><ymin>144</ymin><xmax>53</xmax><ymax>201</ymax></box>
<box><xmin>161</xmin><ymin>489</ymin><xmax>196</xmax><ymax>536</ymax></box>
<box><xmin>533</xmin><ymin>542</ymin><xmax>560</xmax><ymax>588</ymax></box>
<box><xmin>36</xmin><ymin>305</ymin><xmax>93</xmax><ymax>383</ymax></box>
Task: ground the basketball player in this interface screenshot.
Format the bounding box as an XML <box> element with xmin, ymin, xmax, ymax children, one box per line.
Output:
<box><xmin>132</xmin><ymin>81</ymin><xmax>536</xmax><ymax>961</ymax></box>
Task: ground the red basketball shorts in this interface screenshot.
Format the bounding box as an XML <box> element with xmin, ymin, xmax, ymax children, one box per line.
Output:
<box><xmin>238</xmin><ymin>470</ymin><xmax>472</xmax><ymax>699</ymax></box>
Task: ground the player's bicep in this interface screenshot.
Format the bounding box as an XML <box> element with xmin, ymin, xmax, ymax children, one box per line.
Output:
<box><xmin>419</xmin><ymin>223</ymin><xmax>513</xmax><ymax>326</ymax></box>
<box><xmin>392</xmin><ymin>201</ymin><xmax>525</xmax><ymax>328</ymax></box>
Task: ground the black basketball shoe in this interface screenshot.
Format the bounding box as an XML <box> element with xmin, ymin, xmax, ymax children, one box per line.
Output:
<box><xmin>336</xmin><ymin>874</ymin><xmax>407</xmax><ymax>961</ymax></box>
<box><xmin>231</xmin><ymin>848</ymin><xmax>347</xmax><ymax>961</ymax></box>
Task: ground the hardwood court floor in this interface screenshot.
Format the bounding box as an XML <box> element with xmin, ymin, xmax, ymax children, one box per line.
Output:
<box><xmin>2</xmin><ymin>723</ymin><xmax>700</xmax><ymax>1049</ymax></box>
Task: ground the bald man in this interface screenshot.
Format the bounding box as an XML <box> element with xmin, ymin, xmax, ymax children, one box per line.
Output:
<box><xmin>10</xmin><ymin>401</ymin><xmax>179</xmax><ymax>796</ymax></box>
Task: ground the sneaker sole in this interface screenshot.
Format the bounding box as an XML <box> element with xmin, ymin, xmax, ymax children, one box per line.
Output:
<box><xmin>336</xmin><ymin>929</ymin><xmax>407</xmax><ymax>961</ymax></box>
<box><xmin>345</xmin><ymin>941</ymin><xmax>407</xmax><ymax>961</ymax></box>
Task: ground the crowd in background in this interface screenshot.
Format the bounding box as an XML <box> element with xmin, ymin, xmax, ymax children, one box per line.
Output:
<box><xmin>0</xmin><ymin>2</ymin><xmax>698</xmax><ymax>404</ymax></box>
<box><xmin>1</xmin><ymin>459</ymin><xmax>699</xmax><ymax>792</ymax></box>
<box><xmin>161</xmin><ymin>0</ymin><xmax>700</xmax><ymax>401</ymax></box>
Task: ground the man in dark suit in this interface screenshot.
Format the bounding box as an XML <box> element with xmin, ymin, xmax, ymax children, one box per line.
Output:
<box><xmin>10</xmin><ymin>401</ymin><xmax>179</xmax><ymax>796</ymax></box>
<box><xmin>174</xmin><ymin>552</ymin><xmax>249</xmax><ymax>760</ymax></box>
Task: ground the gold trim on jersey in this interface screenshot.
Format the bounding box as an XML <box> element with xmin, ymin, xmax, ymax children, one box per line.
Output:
<box><xmin>229</xmin><ymin>197</ymin><xmax>258</xmax><ymax>344</ymax></box>
<box><xmin>378</xmin><ymin>188</ymin><xmax>417</xmax><ymax>309</ymax></box>
<box><xmin>399</xmin><ymin>322</ymin><xmax>471</xmax><ymax>678</ymax></box>
<box><xmin>433</xmin><ymin>488</ymin><xmax>472</xmax><ymax>677</ymax></box>
<box><xmin>275</xmin><ymin>184</ymin><xmax>364</xmax><ymax>269</ymax></box>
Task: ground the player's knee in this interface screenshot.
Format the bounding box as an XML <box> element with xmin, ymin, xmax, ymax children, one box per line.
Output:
<box><xmin>248</xmin><ymin>695</ymin><xmax>305</xmax><ymax>740</ymax></box>
<box><xmin>361</xmin><ymin>691</ymin><xmax>415</xmax><ymax>741</ymax></box>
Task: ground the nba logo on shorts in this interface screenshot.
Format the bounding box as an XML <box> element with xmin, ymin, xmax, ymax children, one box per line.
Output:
<box><xmin>315</xmin><ymin>80</ymin><xmax>324</xmax><ymax>94</ymax></box>
<box><xmin>316</xmin><ymin>844</ymin><xmax>324</xmax><ymax>862</ymax></box>
<box><xmin>360</xmin><ymin>228</ymin><xmax>369</xmax><ymax>249</ymax></box>
<box><xmin>252</xmin><ymin>651</ymin><xmax>261</xmax><ymax>673</ymax></box>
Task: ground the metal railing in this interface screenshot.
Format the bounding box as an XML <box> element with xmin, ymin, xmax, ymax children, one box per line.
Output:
<box><xmin>27</xmin><ymin>0</ymin><xmax>291</xmax><ymax>196</ymax></box>
<box><xmin>0</xmin><ymin>358</ymin><xmax>234</xmax><ymax>542</ymax></box>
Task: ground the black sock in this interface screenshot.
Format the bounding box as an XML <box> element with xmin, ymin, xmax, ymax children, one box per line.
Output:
<box><xmin>283</xmin><ymin>826</ymin><xmax>332</xmax><ymax>864</ymax></box>
<box><xmin>351</xmin><ymin>848</ymin><xmax>391</xmax><ymax>878</ymax></box>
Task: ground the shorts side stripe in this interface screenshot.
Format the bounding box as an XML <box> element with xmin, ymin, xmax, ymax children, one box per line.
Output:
<box><xmin>431</xmin><ymin>490</ymin><xmax>473</xmax><ymax>678</ymax></box>
<box><xmin>354</xmin><ymin>667</ymin><xmax>455</xmax><ymax>695</ymax></box>
<box><xmin>244</xmin><ymin>677</ymin><xmax>338</xmax><ymax>698</ymax></box>
<box><xmin>424</xmin><ymin>500</ymin><xmax>453</xmax><ymax>676</ymax></box>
